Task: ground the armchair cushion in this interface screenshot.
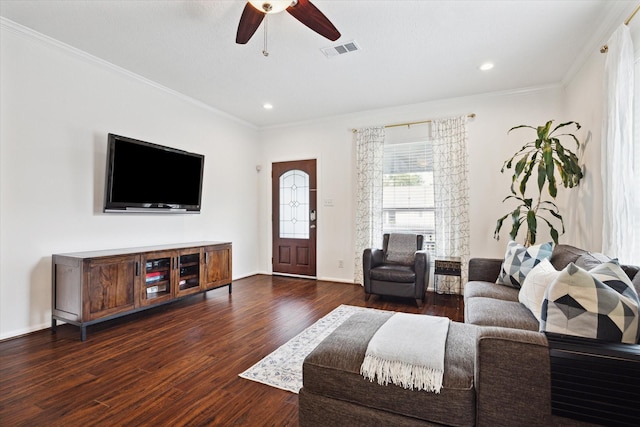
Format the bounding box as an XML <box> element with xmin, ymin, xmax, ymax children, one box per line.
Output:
<box><xmin>370</xmin><ymin>265</ymin><xmax>416</xmax><ymax>283</ymax></box>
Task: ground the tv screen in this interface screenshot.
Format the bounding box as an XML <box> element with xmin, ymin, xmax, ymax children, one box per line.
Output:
<box><xmin>104</xmin><ymin>134</ymin><xmax>204</xmax><ymax>213</ymax></box>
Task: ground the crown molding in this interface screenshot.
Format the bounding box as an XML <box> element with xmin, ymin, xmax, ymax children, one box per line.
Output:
<box><xmin>562</xmin><ymin>1</ymin><xmax>639</xmax><ymax>85</ymax></box>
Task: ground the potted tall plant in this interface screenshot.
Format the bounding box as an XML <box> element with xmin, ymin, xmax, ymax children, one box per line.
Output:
<box><xmin>494</xmin><ymin>120</ymin><xmax>584</xmax><ymax>246</ymax></box>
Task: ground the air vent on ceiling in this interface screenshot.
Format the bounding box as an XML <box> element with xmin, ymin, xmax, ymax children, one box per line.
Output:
<box><xmin>320</xmin><ymin>40</ymin><xmax>361</xmax><ymax>58</ymax></box>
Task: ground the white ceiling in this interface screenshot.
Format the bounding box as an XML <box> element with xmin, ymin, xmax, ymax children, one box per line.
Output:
<box><xmin>1</xmin><ymin>1</ymin><xmax>636</xmax><ymax>128</ymax></box>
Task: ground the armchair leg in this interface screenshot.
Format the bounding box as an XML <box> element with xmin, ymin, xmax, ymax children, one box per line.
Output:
<box><xmin>365</xmin><ymin>293</ymin><xmax>371</xmax><ymax>301</ymax></box>
<box><xmin>416</xmin><ymin>298</ymin><xmax>423</xmax><ymax>308</ymax></box>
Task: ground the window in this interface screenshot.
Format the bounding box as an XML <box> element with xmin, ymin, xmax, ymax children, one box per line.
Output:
<box><xmin>382</xmin><ymin>138</ymin><xmax>435</xmax><ymax>256</ymax></box>
<box><xmin>279</xmin><ymin>169</ymin><xmax>310</xmax><ymax>239</ymax></box>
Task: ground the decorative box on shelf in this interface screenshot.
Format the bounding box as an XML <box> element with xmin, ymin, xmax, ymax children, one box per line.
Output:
<box><xmin>434</xmin><ymin>256</ymin><xmax>461</xmax><ymax>293</ymax></box>
<box><xmin>434</xmin><ymin>257</ymin><xmax>462</xmax><ymax>276</ymax></box>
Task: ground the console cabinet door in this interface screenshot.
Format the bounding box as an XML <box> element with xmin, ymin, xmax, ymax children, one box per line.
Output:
<box><xmin>140</xmin><ymin>250</ymin><xmax>176</xmax><ymax>307</ymax></box>
<box><xmin>202</xmin><ymin>244</ymin><xmax>232</xmax><ymax>290</ymax></box>
<box><xmin>85</xmin><ymin>255</ymin><xmax>139</xmax><ymax>321</ymax></box>
<box><xmin>176</xmin><ymin>248</ymin><xmax>202</xmax><ymax>297</ymax></box>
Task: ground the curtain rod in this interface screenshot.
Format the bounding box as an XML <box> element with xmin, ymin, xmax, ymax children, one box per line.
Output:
<box><xmin>351</xmin><ymin>113</ymin><xmax>476</xmax><ymax>133</ymax></box>
<box><xmin>600</xmin><ymin>3</ymin><xmax>640</xmax><ymax>53</ymax></box>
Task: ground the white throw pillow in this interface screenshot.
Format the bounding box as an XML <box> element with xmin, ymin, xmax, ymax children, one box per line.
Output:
<box><xmin>518</xmin><ymin>258</ymin><xmax>560</xmax><ymax>322</ymax></box>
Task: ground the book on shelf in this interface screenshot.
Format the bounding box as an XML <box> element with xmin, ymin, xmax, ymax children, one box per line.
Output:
<box><xmin>146</xmin><ymin>284</ymin><xmax>167</xmax><ymax>294</ymax></box>
<box><xmin>146</xmin><ymin>273</ymin><xmax>165</xmax><ymax>284</ymax></box>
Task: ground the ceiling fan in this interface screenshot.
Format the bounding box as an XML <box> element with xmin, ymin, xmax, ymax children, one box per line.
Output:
<box><xmin>236</xmin><ymin>0</ymin><xmax>341</xmax><ymax>45</ymax></box>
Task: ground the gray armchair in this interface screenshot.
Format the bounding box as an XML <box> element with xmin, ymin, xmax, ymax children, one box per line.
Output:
<box><xmin>363</xmin><ymin>233</ymin><xmax>430</xmax><ymax>307</ymax></box>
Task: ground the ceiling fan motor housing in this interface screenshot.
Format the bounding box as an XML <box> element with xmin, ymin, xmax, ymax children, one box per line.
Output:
<box><xmin>250</xmin><ymin>1</ymin><xmax>297</xmax><ymax>14</ymax></box>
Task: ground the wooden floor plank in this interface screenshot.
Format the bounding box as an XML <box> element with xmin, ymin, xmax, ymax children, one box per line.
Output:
<box><xmin>0</xmin><ymin>275</ymin><xmax>463</xmax><ymax>426</ymax></box>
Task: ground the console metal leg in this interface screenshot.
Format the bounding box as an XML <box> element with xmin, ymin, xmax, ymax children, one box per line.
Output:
<box><xmin>80</xmin><ymin>326</ymin><xmax>87</xmax><ymax>342</ymax></box>
<box><xmin>228</xmin><ymin>283</ymin><xmax>232</xmax><ymax>294</ymax></box>
<box><xmin>51</xmin><ymin>318</ymin><xmax>57</xmax><ymax>333</ymax></box>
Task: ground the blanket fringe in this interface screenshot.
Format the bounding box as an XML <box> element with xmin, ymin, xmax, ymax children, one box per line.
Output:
<box><xmin>360</xmin><ymin>354</ymin><xmax>444</xmax><ymax>393</ymax></box>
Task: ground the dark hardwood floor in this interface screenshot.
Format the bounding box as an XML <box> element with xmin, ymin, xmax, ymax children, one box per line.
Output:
<box><xmin>0</xmin><ymin>275</ymin><xmax>463</xmax><ymax>426</ymax></box>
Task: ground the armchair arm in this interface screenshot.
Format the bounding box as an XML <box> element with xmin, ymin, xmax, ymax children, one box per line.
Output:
<box><xmin>475</xmin><ymin>327</ymin><xmax>551</xmax><ymax>427</ymax></box>
<box><xmin>413</xmin><ymin>250</ymin><xmax>430</xmax><ymax>299</ymax></box>
<box><xmin>363</xmin><ymin>248</ymin><xmax>384</xmax><ymax>291</ymax></box>
<box><xmin>468</xmin><ymin>258</ymin><xmax>503</xmax><ymax>282</ymax></box>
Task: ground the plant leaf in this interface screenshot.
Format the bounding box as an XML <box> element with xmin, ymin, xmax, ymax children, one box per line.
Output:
<box><xmin>509</xmin><ymin>214</ymin><xmax>522</xmax><ymax>241</ymax></box>
<box><xmin>537</xmin><ymin>121</ymin><xmax>552</xmax><ymax>140</ymax></box>
<box><xmin>550</xmin><ymin>121</ymin><xmax>579</xmax><ymax>135</ymax></box>
<box><xmin>514</xmin><ymin>156</ymin><xmax>528</xmax><ymax>178</ymax></box>
<box><xmin>543</xmin><ymin>145</ymin><xmax>556</xmax><ymax>198</ymax></box>
<box><xmin>537</xmin><ymin>161</ymin><xmax>546</xmax><ymax>193</ymax></box>
<box><xmin>527</xmin><ymin>210</ymin><xmax>537</xmax><ymax>245</ymax></box>
<box><xmin>508</xmin><ymin>125</ymin><xmax>537</xmax><ymax>133</ymax></box>
<box><xmin>494</xmin><ymin>214</ymin><xmax>509</xmax><ymax>240</ymax></box>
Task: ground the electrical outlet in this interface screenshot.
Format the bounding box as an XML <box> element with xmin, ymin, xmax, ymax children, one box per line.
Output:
<box><xmin>338</xmin><ymin>260</ymin><xmax>344</xmax><ymax>268</ymax></box>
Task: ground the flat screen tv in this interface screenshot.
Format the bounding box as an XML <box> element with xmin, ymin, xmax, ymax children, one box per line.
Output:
<box><xmin>104</xmin><ymin>134</ymin><xmax>204</xmax><ymax>213</ymax></box>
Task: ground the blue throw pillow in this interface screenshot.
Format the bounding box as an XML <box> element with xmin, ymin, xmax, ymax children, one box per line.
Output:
<box><xmin>496</xmin><ymin>240</ymin><xmax>554</xmax><ymax>289</ymax></box>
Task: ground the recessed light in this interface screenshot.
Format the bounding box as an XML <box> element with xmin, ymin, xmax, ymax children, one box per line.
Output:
<box><xmin>263</xmin><ymin>103</ymin><xmax>273</xmax><ymax>110</ymax></box>
<box><xmin>479</xmin><ymin>62</ymin><xmax>494</xmax><ymax>71</ymax></box>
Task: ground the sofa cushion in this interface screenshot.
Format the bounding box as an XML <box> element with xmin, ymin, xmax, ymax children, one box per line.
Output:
<box><xmin>465</xmin><ymin>297</ymin><xmax>539</xmax><ymax>331</ymax></box>
<box><xmin>496</xmin><ymin>240</ymin><xmax>553</xmax><ymax>289</ymax></box>
<box><xmin>549</xmin><ymin>244</ymin><xmax>589</xmax><ymax>270</ymax></box>
<box><xmin>541</xmin><ymin>261</ymin><xmax>640</xmax><ymax>344</ymax></box>
<box><xmin>518</xmin><ymin>258</ymin><xmax>561</xmax><ymax>322</ymax></box>
<box><xmin>464</xmin><ymin>281</ymin><xmax>519</xmax><ymax>302</ymax></box>
<box><xmin>575</xmin><ymin>252</ymin><xmax>610</xmax><ymax>270</ymax></box>
<box><xmin>302</xmin><ymin>311</ymin><xmax>478</xmax><ymax>427</ymax></box>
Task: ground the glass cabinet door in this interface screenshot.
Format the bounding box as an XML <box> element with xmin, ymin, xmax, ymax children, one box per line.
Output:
<box><xmin>141</xmin><ymin>252</ymin><xmax>174</xmax><ymax>306</ymax></box>
<box><xmin>176</xmin><ymin>249</ymin><xmax>201</xmax><ymax>297</ymax></box>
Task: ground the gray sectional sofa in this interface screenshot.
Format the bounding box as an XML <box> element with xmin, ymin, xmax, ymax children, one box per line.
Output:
<box><xmin>299</xmin><ymin>244</ymin><xmax>640</xmax><ymax>426</ymax></box>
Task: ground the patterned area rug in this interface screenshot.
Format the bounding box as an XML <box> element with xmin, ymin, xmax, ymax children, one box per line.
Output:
<box><xmin>239</xmin><ymin>304</ymin><xmax>374</xmax><ymax>393</ymax></box>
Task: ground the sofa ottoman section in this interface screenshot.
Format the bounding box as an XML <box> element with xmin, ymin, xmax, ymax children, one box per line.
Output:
<box><xmin>301</xmin><ymin>311</ymin><xmax>478</xmax><ymax>427</ymax></box>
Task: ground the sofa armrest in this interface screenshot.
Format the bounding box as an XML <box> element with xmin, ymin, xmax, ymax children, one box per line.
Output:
<box><xmin>475</xmin><ymin>327</ymin><xmax>551</xmax><ymax>427</ymax></box>
<box><xmin>468</xmin><ymin>258</ymin><xmax>503</xmax><ymax>283</ymax></box>
<box><xmin>363</xmin><ymin>248</ymin><xmax>384</xmax><ymax>291</ymax></box>
<box><xmin>414</xmin><ymin>250</ymin><xmax>430</xmax><ymax>298</ymax></box>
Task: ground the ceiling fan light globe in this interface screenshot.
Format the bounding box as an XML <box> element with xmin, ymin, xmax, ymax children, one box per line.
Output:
<box><xmin>249</xmin><ymin>1</ymin><xmax>294</xmax><ymax>14</ymax></box>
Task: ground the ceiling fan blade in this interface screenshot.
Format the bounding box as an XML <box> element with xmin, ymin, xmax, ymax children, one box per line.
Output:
<box><xmin>236</xmin><ymin>3</ymin><xmax>265</xmax><ymax>44</ymax></box>
<box><xmin>286</xmin><ymin>0</ymin><xmax>341</xmax><ymax>41</ymax></box>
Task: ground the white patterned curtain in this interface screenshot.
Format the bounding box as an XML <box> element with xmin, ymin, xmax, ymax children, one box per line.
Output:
<box><xmin>354</xmin><ymin>127</ymin><xmax>385</xmax><ymax>284</ymax></box>
<box><xmin>601</xmin><ymin>24</ymin><xmax>635</xmax><ymax>262</ymax></box>
<box><xmin>432</xmin><ymin>116</ymin><xmax>470</xmax><ymax>294</ymax></box>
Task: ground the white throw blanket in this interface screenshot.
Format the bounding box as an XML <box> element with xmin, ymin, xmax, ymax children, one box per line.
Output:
<box><xmin>360</xmin><ymin>313</ymin><xmax>450</xmax><ymax>393</ymax></box>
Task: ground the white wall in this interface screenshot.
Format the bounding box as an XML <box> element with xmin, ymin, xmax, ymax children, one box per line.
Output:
<box><xmin>257</xmin><ymin>85</ymin><xmax>595</xmax><ymax>283</ymax></box>
<box><xmin>0</xmin><ymin>23</ymin><xmax>260</xmax><ymax>339</ymax></box>
<box><xmin>562</xmin><ymin>48</ymin><xmax>606</xmax><ymax>252</ymax></box>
